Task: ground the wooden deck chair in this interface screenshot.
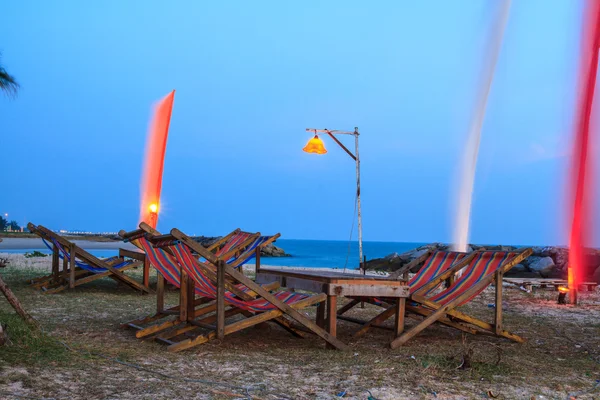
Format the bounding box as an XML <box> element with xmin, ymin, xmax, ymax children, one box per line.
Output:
<box><xmin>389</xmin><ymin>249</ymin><xmax>533</xmax><ymax>349</ymax></box>
<box><xmin>119</xmin><ymin>224</ymin><xmax>285</xmax><ymax>339</ymax></box>
<box><xmin>149</xmin><ymin>228</ymin><xmax>348</xmax><ymax>351</ymax></box>
<box><xmin>338</xmin><ymin>250</ymin><xmax>473</xmax><ymax>337</ymax></box>
<box><xmin>27</xmin><ymin>223</ymin><xmax>151</xmax><ymax>294</ymax></box>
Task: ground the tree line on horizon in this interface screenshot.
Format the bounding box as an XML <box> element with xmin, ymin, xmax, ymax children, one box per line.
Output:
<box><xmin>0</xmin><ymin>217</ymin><xmax>21</xmax><ymax>232</ymax></box>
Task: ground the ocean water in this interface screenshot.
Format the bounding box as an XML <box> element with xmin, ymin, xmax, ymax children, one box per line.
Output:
<box><xmin>1</xmin><ymin>239</ymin><xmax>425</xmax><ymax>269</ymax></box>
<box><xmin>270</xmin><ymin>239</ymin><xmax>426</xmax><ymax>269</ymax></box>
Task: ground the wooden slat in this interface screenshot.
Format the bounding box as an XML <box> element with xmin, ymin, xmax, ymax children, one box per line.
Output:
<box><xmin>326</xmin><ymin>295</ymin><xmax>337</xmax><ymax>349</ymax></box>
<box><xmin>118</xmin><ymin>248</ymin><xmax>146</xmax><ymax>261</ymax></box>
<box><xmin>394</xmin><ymin>298</ymin><xmax>406</xmax><ymax>338</ymax></box>
<box><xmin>285</xmin><ymin>277</ymin><xmax>326</xmax><ymax>294</ymax></box>
<box><xmin>326</xmin><ymin>283</ymin><xmax>409</xmax><ymax>297</ymax></box>
<box><xmin>258</xmin><ymin>268</ymin><xmax>393</xmax><ymax>282</ymax></box>
<box><xmin>217</xmin><ymin>260</ymin><xmax>225</xmax><ymax>340</ymax></box>
<box><xmin>180</xmin><ymin>273</ymin><xmax>189</xmax><ymax>322</ymax></box>
<box><xmin>353</xmin><ymin>305</ymin><xmax>395</xmax><ymax>338</ymax></box>
<box><xmin>70</xmin><ymin>245</ymin><xmax>77</xmax><ymax>289</ymax></box>
<box><xmin>52</xmin><ymin>244</ymin><xmax>59</xmax><ymax>284</ymax></box>
<box><xmin>495</xmin><ymin>270</ymin><xmax>503</xmax><ymax>335</ymax></box>
<box><xmin>337</xmin><ymin>299</ymin><xmax>361</xmax><ymax>316</ymax></box>
<box><xmin>255</xmin><ymin>247</ymin><xmax>261</xmax><ymax>273</ymax></box>
<box><xmin>157</xmin><ymin>274</ymin><xmax>164</xmax><ymax>313</ymax></box>
<box><xmin>316</xmin><ymin>301</ymin><xmax>325</xmax><ymax>328</ymax></box>
<box><xmin>167</xmin><ymin>294</ymin><xmax>326</xmax><ymax>352</ymax></box>
<box><xmin>186</xmin><ymin>277</ymin><xmax>195</xmax><ymax>322</ymax></box>
<box><xmin>62</xmin><ymin>252</ymin><xmax>68</xmax><ymax>283</ymax></box>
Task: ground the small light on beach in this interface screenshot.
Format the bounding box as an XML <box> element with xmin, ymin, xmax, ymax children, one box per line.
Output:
<box><xmin>303</xmin><ymin>135</ymin><xmax>327</xmax><ymax>155</ymax></box>
<box><xmin>149</xmin><ymin>203</ymin><xmax>158</xmax><ymax>214</ymax></box>
<box><xmin>558</xmin><ymin>286</ymin><xmax>568</xmax><ymax>304</ymax></box>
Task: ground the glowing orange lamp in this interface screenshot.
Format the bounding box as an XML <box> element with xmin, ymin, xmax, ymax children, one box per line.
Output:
<box><xmin>149</xmin><ymin>203</ymin><xmax>158</xmax><ymax>214</ymax></box>
<box><xmin>302</xmin><ymin>135</ymin><xmax>327</xmax><ymax>154</ymax></box>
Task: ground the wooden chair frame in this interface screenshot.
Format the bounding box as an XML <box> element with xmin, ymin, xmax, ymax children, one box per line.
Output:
<box><xmin>119</xmin><ymin>224</ymin><xmax>322</xmax><ymax>350</ymax></box>
<box><xmin>389</xmin><ymin>249</ymin><xmax>533</xmax><ymax>348</ymax></box>
<box><xmin>337</xmin><ymin>251</ymin><xmax>475</xmax><ymax>337</ymax></box>
<box><xmin>27</xmin><ymin>223</ymin><xmax>151</xmax><ymax>294</ymax></box>
<box><xmin>152</xmin><ymin>228</ymin><xmax>347</xmax><ymax>351</ymax></box>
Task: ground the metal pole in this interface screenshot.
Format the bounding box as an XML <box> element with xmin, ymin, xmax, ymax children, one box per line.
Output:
<box><xmin>354</xmin><ymin>127</ymin><xmax>363</xmax><ymax>272</ymax></box>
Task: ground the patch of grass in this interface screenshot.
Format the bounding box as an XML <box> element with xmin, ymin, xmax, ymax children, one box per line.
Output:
<box><xmin>24</xmin><ymin>251</ymin><xmax>48</xmax><ymax>258</ymax></box>
<box><xmin>0</xmin><ymin>311</ymin><xmax>71</xmax><ymax>366</ymax></box>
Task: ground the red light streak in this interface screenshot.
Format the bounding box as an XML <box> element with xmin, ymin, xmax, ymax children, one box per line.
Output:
<box><xmin>139</xmin><ymin>90</ymin><xmax>175</xmax><ymax>229</ymax></box>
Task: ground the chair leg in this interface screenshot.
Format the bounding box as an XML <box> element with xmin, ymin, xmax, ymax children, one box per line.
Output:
<box><xmin>353</xmin><ymin>305</ymin><xmax>395</xmax><ymax>338</ymax></box>
<box><xmin>394</xmin><ymin>298</ymin><xmax>406</xmax><ymax>338</ymax></box>
<box><xmin>495</xmin><ymin>270</ymin><xmax>503</xmax><ymax>335</ymax></box>
<box><xmin>390</xmin><ymin>305</ymin><xmax>448</xmax><ymax>348</ymax></box>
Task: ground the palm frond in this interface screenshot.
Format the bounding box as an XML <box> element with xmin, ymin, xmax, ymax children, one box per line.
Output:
<box><xmin>0</xmin><ymin>68</ymin><xmax>19</xmax><ymax>96</ymax></box>
<box><xmin>0</xmin><ymin>51</ymin><xmax>19</xmax><ymax>97</ymax></box>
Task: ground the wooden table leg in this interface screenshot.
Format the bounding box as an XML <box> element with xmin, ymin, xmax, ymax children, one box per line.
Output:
<box><xmin>394</xmin><ymin>297</ymin><xmax>406</xmax><ymax>339</ymax></box>
<box><xmin>316</xmin><ymin>301</ymin><xmax>325</xmax><ymax>328</ymax></box>
<box><xmin>326</xmin><ymin>295</ymin><xmax>337</xmax><ymax>349</ymax></box>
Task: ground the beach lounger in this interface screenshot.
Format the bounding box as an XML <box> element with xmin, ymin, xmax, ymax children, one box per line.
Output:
<box><xmin>27</xmin><ymin>223</ymin><xmax>151</xmax><ymax>294</ymax></box>
<box><xmin>118</xmin><ymin>224</ymin><xmax>283</xmax><ymax>338</ymax></box>
<box><xmin>389</xmin><ymin>249</ymin><xmax>532</xmax><ymax>348</ymax></box>
<box><xmin>338</xmin><ymin>250</ymin><xmax>472</xmax><ymax>336</ymax></box>
<box><xmin>145</xmin><ymin>228</ymin><xmax>347</xmax><ymax>351</ymax></box>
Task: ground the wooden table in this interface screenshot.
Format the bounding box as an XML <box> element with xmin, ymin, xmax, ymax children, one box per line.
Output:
<box><xmin>256</xmin><ymin>268</ymin><xmax>409</xmax><ymax>346</ymax></box>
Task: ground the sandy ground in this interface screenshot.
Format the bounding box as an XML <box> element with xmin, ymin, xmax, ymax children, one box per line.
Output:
<box><xmin>1</xmin><ymin>254</ymin><xmax>599</xmax><ymax>399</ymax></box>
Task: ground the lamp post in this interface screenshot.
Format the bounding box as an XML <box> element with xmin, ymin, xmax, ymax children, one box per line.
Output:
<box><xmin>302</xmin><ymin>127</ymin><xmax>364</xmax><ymax>272</ymax></box>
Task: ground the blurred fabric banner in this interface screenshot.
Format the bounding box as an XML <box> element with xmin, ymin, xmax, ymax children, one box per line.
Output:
<box><xmin>139</xmin><ymin>90</ymin><xmax>175</xmax><ymax>229</ymax></box>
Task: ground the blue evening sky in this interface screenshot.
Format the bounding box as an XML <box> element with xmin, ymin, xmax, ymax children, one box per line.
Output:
<box><xmin>0</xmin><ymin>1</ymin><xmax>596</xmax><ymax>246</ymax></box>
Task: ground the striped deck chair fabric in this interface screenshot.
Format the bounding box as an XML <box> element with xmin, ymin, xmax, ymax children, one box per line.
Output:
<box><xmin>194</xmin><ymin>232</ymin><xmax>275</xmax><ymax>266</ymax></box>
<box><xmin>409</xmin><ymin>251</ymin><xmax>466</xmax><ymax>294</ymax></box>
<box><xmin>170</xmin><ymin>242</ymin><xmax>308</xmax><ymax>312</ymax></box>
<box><xmin>139</xmin><ymin>237</ymin><xmax>182</xmax><ymax>288</ymax></box>
<box><xmin>138</xmin><ymin>236</ymin><xmax>267</xmax><ymax>295</ymax></box>
<box><xmin>389</xmin><ymin>249</ymin><xmax>531</xmax><ymax>348</ymax></box>
<box><xmin>426</xmin><ymin>251</ymin><xmax>515</xmax><ymax>306</ymax></box>
<box><xmin>43</xmin><ymin>238</ymin><xmax>133</xmax><ymax>274</ymax></box>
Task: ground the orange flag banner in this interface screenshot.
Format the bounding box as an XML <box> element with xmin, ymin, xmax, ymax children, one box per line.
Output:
<box><xmin>139</xmin><ymin>90</ymin><xmax>175</xmax><ymax>228</ymax></box>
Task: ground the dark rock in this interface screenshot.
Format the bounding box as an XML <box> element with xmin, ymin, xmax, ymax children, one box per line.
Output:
<box><xmin>192</xmin><ymin>236</ymin><xmax>220</xmax><ymax>247</ymax></box>
<box><xmin>505</xmin><ymin>263</ymin><xmax>527</xmax><ymax>276</ymax></box>
<box><xmin>528</xmin><ymin>256</ymin><xmax>556</xmax><ymax>278</ymax></box>
<box><xmin>384</xmin><ymin>252</ymin><xmax>401</xmax><ymax>261</ymax></box>
<box><xmin>261</xmin><ymin>244</ymin><xmax>290</xmax><ymax>257</ymax></box>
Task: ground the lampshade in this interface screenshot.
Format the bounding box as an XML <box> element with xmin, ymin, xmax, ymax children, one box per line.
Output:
<box><xmin>302</xmin><ymin>135</ymin><xmax>327</xmax><ymax>154</ymax></box>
